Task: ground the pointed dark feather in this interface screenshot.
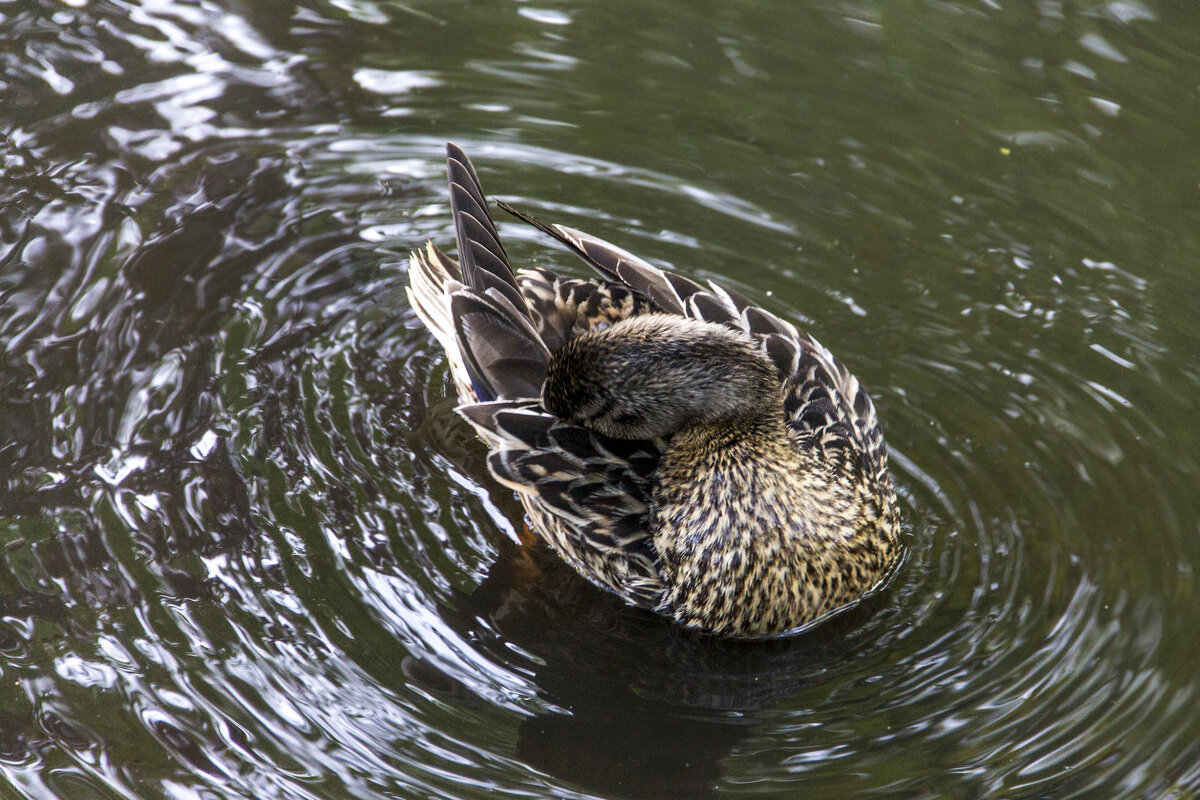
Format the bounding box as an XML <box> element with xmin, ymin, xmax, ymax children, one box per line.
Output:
<box><xmin>455</xmin><ymin>399</ymin><xmax>537</xmax><ymax>431</ymax></box>
<box><xmin>468</xmin><ymin>255</ymin><xmax>527</xmax><ymax>314</ymax></box>
<box><xmin>497</xmin><ymin>202</ymin><xmax>686</xmax><ymax>313</ymax></box>
<box><xmin>446</xmin><ymin>144</ymin><xmax>491</xmax><ymax>220</ymax></box>
<box><xmin>450</xmin><ymin>292</ymin><xmax>549</xmax><ymax>401</ymax></box>
<box><xmin>715</xmin><ymin>282</ymin><xmax>756</xmax><ymax>313</ymax></box>
<box><xmin>763</xmin><ymin>333</ymin><xmax>799</xmax><ymax>379</ymax></box>
<box><xmin>449</xmin><ymin>188</ymin><xmax>506</xmax><ymax>272</ymax></box>
<box><xmin>607</xmin><ymin>260</ymin><xmax>682</xmax><ymax>314</ymax></box>
<box><xmin>446</xmin><ymin>143</ymin><xmax>522</xmax><ymax>307</ymax></box>
<box><xmin>490</xmin><ymin>405</ymin><xmax>556</xmax><ymax>442</ymax></box>
<box><xmin>496</xmin><ymin>202</ymin><xmax>624</xmax><ymax>282</ymax></box>
<box><xmin>454</xmin><ymin>209</ymin><xmax>509</xmax><ymax>277</ymax></box>
<box><xmin>687</xmin><ymin>293</ymin><xmax>737</xmax><ymax>325</ymax></box>
<box><xmin>745</xmin><ymin>306</ymin><xmax>794</xmax><ymax>337</ymax></box>
<box><xmin>663</xmin><ymin>273</ymin><xmax>707</xmax><ymax>307</ymax></box>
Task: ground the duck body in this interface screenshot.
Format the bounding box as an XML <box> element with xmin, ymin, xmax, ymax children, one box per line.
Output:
<box><xmin>408</xmin><ymin>143</ymin><xmax>900</xmax><ymax>637</ymax></box>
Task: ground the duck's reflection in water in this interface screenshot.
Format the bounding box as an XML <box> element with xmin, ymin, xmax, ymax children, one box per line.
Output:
<box><xmin>407</xmin><ymin>529</ymin><xmax>888</xmax><ymax>800</ymax></box>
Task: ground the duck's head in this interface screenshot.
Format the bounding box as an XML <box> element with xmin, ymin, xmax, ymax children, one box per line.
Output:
<box><xmin>542</xmin><ymin>314</ymin><xmax>779</xmax><ymax>439</ymax></box>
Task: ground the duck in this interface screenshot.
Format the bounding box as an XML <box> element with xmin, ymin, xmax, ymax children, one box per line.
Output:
<box><xmin>407</xmin><ymin>143</ymin><xmax>901</xmax><ymax>638</ymax></box>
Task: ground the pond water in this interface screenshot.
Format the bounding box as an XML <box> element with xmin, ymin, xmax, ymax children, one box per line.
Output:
<box><xmin>2</xmin><ymin>0</ymin><xmax>1199</xmax><ymax>798</ymax></box>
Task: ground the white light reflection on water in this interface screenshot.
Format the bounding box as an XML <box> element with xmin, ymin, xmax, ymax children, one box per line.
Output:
<box><xmin>1</xmin><ymin>1</ymin><xmax>1200</xmax><ymax>798</ymax></box>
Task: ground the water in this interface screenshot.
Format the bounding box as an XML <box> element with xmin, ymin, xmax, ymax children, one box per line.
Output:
<box><xmin>2</xmin><ymin>1</ymin><xmax>1199</xmax><ymax>798</ymax></box>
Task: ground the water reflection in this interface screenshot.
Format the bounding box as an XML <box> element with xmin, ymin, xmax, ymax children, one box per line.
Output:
<box><xmin>3</xmin><ymin>0</ymin><xmax>1200</xmax><ymax>798</ymax></box>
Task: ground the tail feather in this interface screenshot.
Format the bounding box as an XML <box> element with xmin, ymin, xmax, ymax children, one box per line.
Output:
<box><xmin>409</xmin><ymin>145</ymin><xmax>551</xmax><ymax>405</ymax></box>
<box><xmin>406</xmin><ymin>242</ymin><xmax>476</xmax><ymax>401</ymax></box>
<box><xmin>446</xmin><ymin>143</ymin><xmax>526</xmax><ymax>315</ymax></box>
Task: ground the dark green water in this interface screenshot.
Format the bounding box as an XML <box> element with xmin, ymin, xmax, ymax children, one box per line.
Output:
<box><xmin>2</xmin><ymin>1</ymin><xmax>1199</xmax><ymax>798</ymax></box>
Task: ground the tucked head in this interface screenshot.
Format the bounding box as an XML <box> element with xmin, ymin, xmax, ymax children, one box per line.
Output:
<box><xmin>541</xmin><ymin>314</ymin><xmax>780</xmax><ymax>439</ymax></box>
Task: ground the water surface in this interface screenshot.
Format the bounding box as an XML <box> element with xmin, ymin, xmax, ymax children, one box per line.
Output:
<box><xmin>2</xmin><ymin>1</ymin><xmax>1199</xmax><ymax>798</ymax></box>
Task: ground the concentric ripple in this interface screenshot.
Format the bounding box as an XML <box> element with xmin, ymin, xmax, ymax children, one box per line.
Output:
<box><xmin>3</xmin><ymin>0</ymin><xmax>1200</xmax><ymax>799</ymax></box>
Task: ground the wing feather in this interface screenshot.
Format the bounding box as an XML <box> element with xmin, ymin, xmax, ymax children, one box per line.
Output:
<box><xmin>457</xmin><ymin>401</ymin><xmax>665</xmax><ymax>608</ymax></box>
<box><xmin>497</xmin><ymin>199</ymin><xmax>887</xmax><ymax>473</ymax></box>
<box><xmin>450</xmin><ymin>292</ymin><xmax>549</xmax><ymax>401</ymax></box>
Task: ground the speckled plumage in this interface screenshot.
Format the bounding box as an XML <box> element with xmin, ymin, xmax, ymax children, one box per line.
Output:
<box><xmin>407</xmin><ymin>143</ymin><xmax>901</xmax><ymax>637</ymax></box>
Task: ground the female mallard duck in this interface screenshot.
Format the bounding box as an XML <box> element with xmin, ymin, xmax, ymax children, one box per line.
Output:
<box><xmin>408</xmin><ymin>143</ymin><xmax>900</xmax><ymax>638</ymax></box>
